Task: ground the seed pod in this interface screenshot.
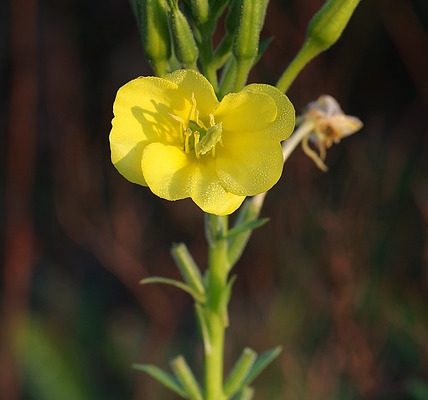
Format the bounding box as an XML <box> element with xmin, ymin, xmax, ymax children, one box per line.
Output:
<box><xmin>306</xmin><ymin>0</ymin><xmax>360</xmax><ymax>51</ymax></box>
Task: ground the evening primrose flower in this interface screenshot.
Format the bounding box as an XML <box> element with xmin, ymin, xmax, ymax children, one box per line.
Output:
<box><xmin>110</xmin><ymin>69</ymin><xmax>295</xmax><ymax>215</ymax></box>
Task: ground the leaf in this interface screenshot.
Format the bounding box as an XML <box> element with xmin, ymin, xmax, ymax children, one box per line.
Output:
<box><xmin>234</xmin><ymin>386</ymin><xmax>255</xmax><ymax>400</ymax></box>
<box><xmin>171</xmin><ymin>356</ymin><xmax>203</xmax><ymax>400</ymax></box>
<box><xmin>219</xmin><ymin>275</ymin><xmax>236</xmax><ymax>326</ymax></box>
<box><xmin>224</xmin><ymin>348</ymin><xmax>257</xmax><ymax>397</ymax></box>
<box><xmin>242</xmin><ymin>346</ymin><xmax>282</xmax><ymax>386</ymax></box>
<box><xmin>140</xmin><ymin>277</ymin><xmax>205</xmax><ymax>303</ymax></box>
<box><xmin>255</xmin><ymin>36</ymin><xmax>274</xmax><ymax>64</ymax></box>
<box><xmin>223</xmin><ymin>218</ymin><xmax>269</xmax><ymax>240</ymax></box>
<box><xmin>195</xmin><ymin>304</ymin><xmax>211</xmax><ymax>353</ymax></box>
<box><xmin>133</xmin><ymin>364</ymin><xmax>187</xmax><ymax>398</ymax></box>
<box><xmin>171</xmin><ymin>243</ymin><xmax>206</xmax><ymax>302</ymax></box>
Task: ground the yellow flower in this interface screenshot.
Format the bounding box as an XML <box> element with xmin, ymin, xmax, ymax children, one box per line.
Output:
<box><xmin>110</xmin><ymin>69</ymin><xmax>295</xmax><ymax>215</ymax></box>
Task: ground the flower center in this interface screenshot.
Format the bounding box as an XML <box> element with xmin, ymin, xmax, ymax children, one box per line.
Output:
<box><xmin>172</xmin><ymin>93</ymin><xmax>223</xmax><ymax>159</ymax></box>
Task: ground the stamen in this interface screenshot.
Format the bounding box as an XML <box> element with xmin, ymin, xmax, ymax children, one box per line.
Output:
<box><xmin>184</xmin><ymin>128</ymin><xmax>192</xmax><ymax>154</ymax></box>
<box><xmin>170</xmin><ymin>113</ymin><xmax>184</xmax><ymax>123</ymax></box>
<box><xmin>190</xmin><ymin>92</ymin><xmax>197</xmax><ymax>121</ymax></box>
<box><xmin>194</xmin><ymin>132</ymin><xmax>200</xmax><ymax>158</ymax></box>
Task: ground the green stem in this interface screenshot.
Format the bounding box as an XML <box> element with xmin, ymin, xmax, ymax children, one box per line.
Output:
<box><xmin>205</xmin><ymin>312</ymin><xmax>225</xmax><ymax>400</ymax></box>
<box><xmin>202</xmin><ymin>62</ymin><xmax>218</xmax><ymax>92</ymax></box>
<box><xmin>233</xmin><ymin>58</ymin><xmax>254</xmax><ymax>92</ymax></box>
<box><xmin>219</xmin><ymin>58</ymin><xmax>237</xmax><ymax>98</ymax></box>
<box><xmin>197</xmin><ymin>23</ymin><xmax>219</xmax><ymax>91</ymax></box>
<box><xmin>275</xmin><ymin>40</ymin><xmax>320</xmax><ymax>93</ymax></box>
<box><xmin>204</xmin><ymin>214</ymin><xmax>229</xmax><ymax>400</ymax></box>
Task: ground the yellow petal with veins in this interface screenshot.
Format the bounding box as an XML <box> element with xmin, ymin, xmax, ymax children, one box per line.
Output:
<box><xmin>216</xmin><ymin>132</ymin><xmax>284</xmax><ymax>196</ymax></box>
<box><xmin>214</xmin><ymin>90</ymin><xmax>277</xmax><ymax>132</ymax></box>
<box><xmin>142</xmin><ymin>142</ymin><xmax>244</xmax><ymax>214</ymax></box>
<box><xmin>110</xmin><ymin>76</ymin><xmax>183</xmax><ymax>185</ymax></box>
<box><xmin>241</xmin><ymin>84</ymin><xmax>295</xmax><ymax>140</ymax></box>
<box><xmin>165</xmin><ymin>69</ymin><xmax>219</xmax><ymax>119</ymax></box>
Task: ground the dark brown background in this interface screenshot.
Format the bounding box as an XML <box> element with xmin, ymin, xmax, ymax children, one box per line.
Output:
<box><xmin>1</xmin><ymin>0</ymin><xmax>428</xmax><ymax>399</ymax></box>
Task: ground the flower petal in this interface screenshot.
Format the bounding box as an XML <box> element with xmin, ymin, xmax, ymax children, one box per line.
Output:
<box><xmin>214</xmin><ymin>90</ymin><xmax>277</xmax><ymax>132</ymax></box>
<box><xmin>141</xmin><ymin>142</ymin><xmax>193</xmax><ymax>200</ymax></box>
<box><xmin>142</xmin><ymin>143</ymin><xmax>244</xmax><ymax>215</ymax></box>
<box><xmin>241</xmin><ymin>84</ymin><xmax>295</xmax><ymax>140</ymax></box>
<box><xmin>110</xmin><ymin>76</ymin><xmax>184</xmax><ymax>185</ymax></box>
<box><xmin>216</xmin><ymin>132</ymin><xmax>284</xmax><ymax>196</ymax></box>
<box><xmin>165</xmin><ymin>69</ymin><xmax>219</xmax><ymax>118</ymax></box>
<box><xmin>190</xmin><ymin>159</ymin><xmax>245</xmax><ymax>215</ymax></box>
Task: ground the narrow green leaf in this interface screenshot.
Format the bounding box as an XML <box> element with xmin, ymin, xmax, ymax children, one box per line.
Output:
<box><xmin>242</xmin><ymin>346</ymin><xmax>282</xmax><ymax>386</ymax></box>
<box><xmin>195</xmin><ymin>304</ymin><xmax>211</xmax><ymax>352</ymax></box>
<box><xmin>219</xmin><ymin>275</ymin><xmax>236</xmax><ymax>326</ymax></box>
<box><xmin>234</xmin><ymin>386</ymin><xmax>255</xmax><ymax>400</ymax></box>
<box><xmin>224</xmin><ymin>348</ymin><xmax>257</xmax><ymax>397</ymax></box>
<box><xmin>133</xmin><ymin>364</ymin><xmax>187</xmax><ymax>398</ymax></box>
<box><xmin>223</xmin><ymin>217</ymin><xmax>269</xmax><ymax>240</ymax></box>
<box><xmin>140</xmin><ymin>277</ymin><xmax>205</xmax><ymax>303</ymax></box>
<box><xmin>227</xmin><ymin>200</ymin><xmax>265</xmax><ymax>269</ymax></box>
<box><xmin>171</xmin><ymin>356</ymin><xmax>203</xmax><ymax>400</ymax></box>
<box><xmin>254</xmin><ymin>36</ymin><xmax>274</xmax><ymax>64</ymax></box>
<box><xmin>171</xmin><ymin>243</ymin><xmax>206</xmax><ymax>302</ymax></box>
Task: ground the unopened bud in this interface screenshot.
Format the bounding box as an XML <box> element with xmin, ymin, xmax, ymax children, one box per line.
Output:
<box><xmin>138</xmin><ymin>0</ymin><xmax>171</xmax><ymax>72</ymax></box>
<box><xmin>233</xmin><ymin>0</ymin><xmax>269</xmax><ymax>61</ymax></box>
<box><xmin>306</xmin><ymin>0</ymin><xmax>360</xmax><ymax>52</ymax></box>
<box><xmin>169</xmin><ymin>1</ymin><xmax>199</xmax><ymax>67</ymax></box>
<box><xmin>188</xmin><ymin>0</ymin><xmax>209</xmax><ymax>25</ymax></box>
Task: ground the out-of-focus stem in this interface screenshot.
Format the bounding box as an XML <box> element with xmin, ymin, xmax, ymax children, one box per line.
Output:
<box><xmin>228</xmin><ymin>121</ymin><xmax>314</xmax><ymax>268</ymax></box>
<box><xmin>252</xmin><ymin>121</ymin><xmax>314</xmax><ymax>213</ymax></box>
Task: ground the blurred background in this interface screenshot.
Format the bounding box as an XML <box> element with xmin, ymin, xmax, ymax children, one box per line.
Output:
<box><xmin>1</xmin><ymin>0</ymin><xmax>428</xmax><ymax>399</ymax></box>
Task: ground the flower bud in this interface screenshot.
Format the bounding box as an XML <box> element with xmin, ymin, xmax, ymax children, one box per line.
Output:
<box><xmin>233</xmin><ymin>0</ymin><xmax>269</xmax><ymax>61</ymax></box>
<box><xmin>169</xmin><ymin>1</ymin><xmax>199</xmax><ymax>67</ymax></box>
<box><xmin>138</xmin><ymin>0</ymin><xmax>171</xmax><ymax>73</ymax></box>
<box><xmin>306</xmin><ymin>0</ymin><xmax>360</xmax><ymax>52</ymax></box>
<box><xmin>188</xmin><ymin>0</ymin><xmax>209</xmax><ymax>25</ymax></box>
